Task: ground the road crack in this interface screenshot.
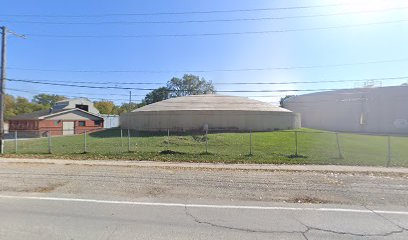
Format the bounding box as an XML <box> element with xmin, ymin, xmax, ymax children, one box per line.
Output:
<box><xmin>184</xmin><ymin>206</ymin><xmax>308</xmax><ymax>238</ymax></box>
<box><xmin>298</xmin><ymin>220</ymin><xmax>405</xmax><ymax>237</ymax></box>
<box><xmin>184</xmin><ymin>206</ymin><xmax>406</xmax><ymax>238</ymax></box>
<box><xmin>364</xmin><ymin>206</ymin><xmax>408</xmax><ymax>232</ymax></box>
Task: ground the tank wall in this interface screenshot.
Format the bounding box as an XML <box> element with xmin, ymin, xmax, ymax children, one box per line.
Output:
<box><xmin>120</xmin><ymin>110</ymin><xmax>300</xmax><ymax>132</ymax></box>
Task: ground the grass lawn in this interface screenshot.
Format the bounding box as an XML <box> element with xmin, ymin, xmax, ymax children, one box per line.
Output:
<box><xmin>3</xmin><ymin>128</ymin><xmax>408</xmax><ymax>167</ymax></box>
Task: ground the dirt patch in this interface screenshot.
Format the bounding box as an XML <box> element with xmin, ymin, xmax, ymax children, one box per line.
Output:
<box><xmin>288</xmin><ymin>196</ymin><xmax>331</xmax><ymax>204</ymax></box>
<box><xmin>146</xmin><ymin>186</ymin><xmax>170</xmax><ymax>197</ymax></box>
<box><xmin>20</xmin><ymin>182</ymin><xmax>66</xmax><ymax>193</ymax></box>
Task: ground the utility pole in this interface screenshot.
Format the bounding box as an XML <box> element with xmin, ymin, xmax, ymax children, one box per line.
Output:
<box><xmin>0</xmin><ymin>26</ymin><xmax>7</xmax><ymax>154</ymax></box>
<box><xmin>128</xmin><ymin>90</ymin><xmax>132</xmax><ymax>112</ymax></box>
<box><xmin>0</xmin><ymin>26</ymin><xmax>25</xmax><ymax>154</ymax></box>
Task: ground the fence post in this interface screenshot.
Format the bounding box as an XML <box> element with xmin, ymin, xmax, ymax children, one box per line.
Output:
<box><xmin>336</xmin><ymin>132</ymin><xmax>343</xmax><ymax>159</ymax></box>
<box><xmin>47</xmin><ymin>131</ymin><xmax>52</xmax><ymax>154</ymax></box>
<box><xmin>167</xmin><ymin>129</ymin><xmax>170</xmax><ymax>149</ymax></box>
<box><xmin>83</xmin><ymin>130</ymin><xmax>87</xmax><ymax>153</ymax></box>
<box><xmin>386</xmin><ymin>136</ymin><xmax>391</xmax><ymax>167</ymax></box>
<box><xmin>120</xmin><ymin>128</ymin><xmax>123</xmax><ymax>148</ymax></box>
<box><xmin>127</xmin><ymin>129</ymin><xmax>131</xmax><ymax>152</ymax></box>
<box><xmin>295</xmin><ymin>131</ymin><xmax>298</xmax><ymax>156</ymax></box>
<box><xmin>249</xmin><ymin>129</ymin><xmax>253</xmax><ymax>155</ymax></box>
<box><xmin>14</xmin><ymin>130</ymin><xmax>18</xmax><ymax>153</ymax></box>
<box><xmin>205</xmin><ymin>129</ymin><xmax>208</xmax><ymax>154</ymax></box>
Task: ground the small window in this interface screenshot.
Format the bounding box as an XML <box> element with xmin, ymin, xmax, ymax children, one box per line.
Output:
<box><xmin>76</xmin><ymin>104</ymin><xmax>89</xmax><ymax>112</ymax></box>
<box><xmin>54</xmin><ymin>121</ymin><xmax>59</xmax><ymax>126</ymax></box>
<box><xmin>94</xmin><ymin>120</ymin><xmax>102</xmax><ymax>126</ymax></box>
<box><xmin>78</xmin><ymin>121</ymin><xmax>86</xmax><ymax>127</ymax></box>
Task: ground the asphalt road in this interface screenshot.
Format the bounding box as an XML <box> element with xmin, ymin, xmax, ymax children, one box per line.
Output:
<box><xmin>0</xmin><ymin>160</ymin><xmax>408</xmax><ymax>239</ymax></box>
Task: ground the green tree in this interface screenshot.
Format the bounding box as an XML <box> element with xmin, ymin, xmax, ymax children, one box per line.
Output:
<box><xmin>143</xmin><ymin>87</ymin><xmax>170</xmax><ymax>105</ymax></box>
<box><xmin>279</xmin><ymin>95</ymin><xmax>294</xmax><ymax>107</ymax></box>
<box><xmin>166</xmin><ymin>74</ymin><xmax>215</xmax><ymax>98</ymax></box>
<box><xmin>14</xmin><ymin>97</ymin><xmax>48</xmax><ymax>115</ymax></box>
<box><xmin>32</xmin><ymin>94</ymin><xmax>67</xmax><ymax>107</ymax></box>
<box><xmin>4</xmin><ymin>95</ymin><xmax>16</xmax><ymax>120</ymax></box>
<box><xmin>117</xmin><ymin>102</ymin><xmax>139</xmax><ymax>114</ymax></box>
<box><xmin>94</xmin><ymin>101</ymin><xmax>116</xmax><ymax>114</ymax></box>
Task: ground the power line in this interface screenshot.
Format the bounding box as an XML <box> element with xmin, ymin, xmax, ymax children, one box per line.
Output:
<box><xmin>7</xmin><ymin>78</ymin><xmax>154</xmax><ymax>90</ymax></box>
<box><xmin>2</xmin><ymin>7</ymin><xmax>406</xmax><ymax>25</ymax></box>
<box><xmin>6</xmin><ymin>87</ymin><xmax>286</xmax><ymax>98</ymax></box>
<box><xmin>5</xmin><ymin>88</ymin><xmax>360</xmax><ymax>105</ymax></box>
<box><xmin>7</xmin><ymin>78</ymin><xmax>408</xmax><ymax>93</ymax></box>
<box><xmin>9</xmin><ymin>88</ymin><xmax>145</xmax><ymax>97</ymax></box>
<box><xmin>6</xmin><ymin>86</ymin><xmax>363</xmax><ymax>99</ymax></box>
<box><xmin>7</xmin><ymin>88</ymin><xmax>142</xmax><ymax>102</ymax></box>
<box><xmin>20</xmin><ymin>19</ymin><xmax>408</xmax><ymax>38</ymax></box>
<box><xmin>0</xmin><ymin>3</ymin><xmax>345</xmax><ymax>18</ymax></box>
<box><xmin>10</xmin><ymin>76</ymin><xmax>408</xmax><ymax>86</ymax></box>
<box><xmin>8</xmin><ymin>58</ymin><xmax>408</xmax><ymax>73</ymax></box>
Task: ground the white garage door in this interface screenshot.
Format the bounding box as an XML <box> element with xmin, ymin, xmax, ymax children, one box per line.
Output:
<box><xmin>63</xmin><ymin>121</ymin><xmax>75</xmax><ymax>135</ymax></box>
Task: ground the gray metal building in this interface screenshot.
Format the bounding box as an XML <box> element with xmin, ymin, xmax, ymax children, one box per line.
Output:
<box><xmin>120</xmin><ymin>95</ymin><xmax>300</xmax><ymax>132</ymax></box>
<box><xmin>283</xmin><ymin>85</ymin><xmax>408</xmax><ymax>134</ymax></box>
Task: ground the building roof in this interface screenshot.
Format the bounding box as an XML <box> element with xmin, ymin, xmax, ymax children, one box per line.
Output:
<box><xmin>55</xmin><ymin>97</ymin><xmax>92</xmax><ymax>104</ymax></box>
<box><xmin>9</xmin><ymin>108</ymin><xmax>103</xmax><ymax>120</ymax></box>
<box><xmin>283</xmin><ymin>85</ymin><xmax>408</xmax><ymax>104</ymax></box>
<box><xmin>133</xmin><ymin>94</ymin><xmax>292</xmax><ymax>112</ymax></box>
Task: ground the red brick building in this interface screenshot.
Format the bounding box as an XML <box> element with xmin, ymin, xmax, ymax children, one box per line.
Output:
<box><xmin>9</xmin><ymin>108</ymin><xmax>104</xmax><ymax>137</ymax></box>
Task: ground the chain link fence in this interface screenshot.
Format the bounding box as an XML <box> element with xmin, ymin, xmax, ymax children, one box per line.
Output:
<box><xmin>3</xmin><ymin>128</ymin><xmax>408</xmax><ymax>167</ymax></box>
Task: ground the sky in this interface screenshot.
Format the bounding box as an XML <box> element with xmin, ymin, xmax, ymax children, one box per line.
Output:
<box><xmin>1</xmin><ymin>0</ymin><xmax>408</xmax><ymax>105</ymax></box>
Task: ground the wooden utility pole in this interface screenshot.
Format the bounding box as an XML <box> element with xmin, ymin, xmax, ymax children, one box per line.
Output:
<box><xmin>0</xmin><ymin>26</ymin><xmax>25</xmax><ymax>154</ymax></box>
<box><xmin>0</xmin><ymin>26</ymin><xmax>8</xmax><ymax>154</ymax></box>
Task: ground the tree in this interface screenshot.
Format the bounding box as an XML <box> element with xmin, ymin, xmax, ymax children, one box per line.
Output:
<box><xmin>143</xmin><ymin>87</ymin><xmax>170</xmax><ymax>105</ymax></box>
<box><xmin>4</xmin><ymin>95</ymin><xmax>16</xmax><ymax>120</ymax></box>
<box><xmin>117</xmin><ymin>102</ymin><xmax>139</xmax><ymax>114</ymax></box>
<box><xmin>94</xmin><ymin>101</ymin><xmax>116</xmax><ymax>114</ymax></box>
<box><xmin>32</xmin><ymin>94</ymin><xmax>67</xmax><ymax>107</ymax></box>
<box><xmin>13</xmin><ymin>97</ymin><xmax>47</xmax><ymax>116</ymax></box>
<box><xmin>166</xmin><ymin>74</ymin><xmax>215</xmax><ymax>98</ymax></box>
<box><xmin>279</xmin><ymin>95</ymin><xmax>294</xmax><ymax>107</ymax></box>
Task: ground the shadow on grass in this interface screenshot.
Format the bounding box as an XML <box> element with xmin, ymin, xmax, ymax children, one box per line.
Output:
<box><xmin>199</xmin><ymin>152</ymin><xmax>214</xmax><ymax>156</ymax></box>
<box><xmin>287</xmin><ymin>154</ymin><xmax>308</xmax><ymax>159</ymax></box>
<box><xmin>89</xmin><ymin>128</ymin><xmax>122</xmax><ymax>138</ymax></box>
<box><xmin>88</xmin><ymin>128</ymin><xmax>179</xmax><ymax>138</ymax></box>
<box><xmin>89</xmin><ymin>129</ymin><xmax>211</xmax><ymax>139</ymax></box>
<box><xmin>160</xmin><ymin>150</ymin><xmax>185</xmax><ymax>155</ymax></box>
<box><xmin>266</xmin><ymin>152</ymin><xmax>308</xmax><ymax>159</ymax></box>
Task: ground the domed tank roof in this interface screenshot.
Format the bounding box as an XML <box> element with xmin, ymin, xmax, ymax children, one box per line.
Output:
<box><xmin>133</xmin><ymin>94</ymin><xmax>292</xmax><ymax>112</ymax></box>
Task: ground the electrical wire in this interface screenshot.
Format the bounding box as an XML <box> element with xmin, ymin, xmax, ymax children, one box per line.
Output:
<box><xmin>0</xmin><ymin>3</ymin><xmax>345</xmax><ymax>18</ymax></box>
<box><xmin>20</xmin><ymin>19</ymin><xmax>408</xmax><ymax>38</ymax></box>
<box><xmin>8</xmin><ymin>58</ymin><xmax>408</xmax><ymax>73</ymax></box>
<box><xmin>8</xmin><ymin>76</ymin><xmax>407</xmax><ymax>86</ymax></box>
<box><xmin>8</xmin><ymin>78</ymin><xmax>407</xmax><ymax>93</ymax></box>
<box><xmin>7</xmin><ymin>88</ymin><xmax>142</xmax><ymax>102</ymax></box>
<box><xmin>7</xmin><ymin>87</ymin><xmax>356</xmax><ymax>105</ymax></box>
<box><xmin>2</xmin><ymin>6</ymin><xmax>406</xmax><ymax>25</ymax></box>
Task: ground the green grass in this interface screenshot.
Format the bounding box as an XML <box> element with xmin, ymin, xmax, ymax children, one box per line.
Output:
<box><xmin>4</xmin><ymin>128</ymin><xmax>408</xmax><ymax>167</ymax></box>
